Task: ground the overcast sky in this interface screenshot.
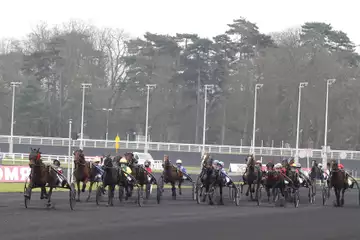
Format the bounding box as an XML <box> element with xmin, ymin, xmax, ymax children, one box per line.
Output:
<box><xmin>1</xmin><ymin>0</ymin><xmax>359</xmax><ymax>49</ymax></box>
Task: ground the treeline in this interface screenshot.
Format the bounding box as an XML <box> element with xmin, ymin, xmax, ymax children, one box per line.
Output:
<box><xmin>0</xmin><ymin>18</ymin><xmax>359</xmax><ymax>150</ymax></box>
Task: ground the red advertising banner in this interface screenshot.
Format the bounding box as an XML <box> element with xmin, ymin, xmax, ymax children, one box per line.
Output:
<box><xmin>0</xmin><ymin>165</ymin><xmax>31</xmax><ymax>182</ymax></box>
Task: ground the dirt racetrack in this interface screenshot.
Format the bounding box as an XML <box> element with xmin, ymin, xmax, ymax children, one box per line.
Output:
<box><xmin>1</xmin><ymin>185</ymin><xmax>360</xmax><ymax>240</ymax></box>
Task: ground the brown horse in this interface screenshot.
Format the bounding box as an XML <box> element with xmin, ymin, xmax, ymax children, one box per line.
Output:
<box><xmin>242</xmin><ymin>154</ymin><xmax>261</xmax><ymax>200</ymax></box>
<box><xmin>124</xmin><ymin>152</ymin><xmax>148</xmax><ymax>200</ymax></box>
<box><xmin>329</xmin><ymin>160</ymin><xmax>348</xmax><ymax>207</ymax></box>
<box><xmin>73</xmin><ymin>149</ymin><xmax>92</xmax><ymax>202</ymax></box>
<box><xmin>25</xmin><ymin>148</ymin><xmax>58</xmax><ymax>207</ymax></box>
<box><xmin>162</xmin><ymin>155</ymin><xmax>184</xmax><ymax>199</ymax></box>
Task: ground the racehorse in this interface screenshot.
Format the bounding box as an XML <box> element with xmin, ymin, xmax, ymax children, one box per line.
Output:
<box><xmin>199</xmin><ymin>153</ymin><xmax>223</xmax><ymax>205</ymax></box>
<box><xmin>263</xmin><ymin>162</ymin><xmax>285</xmax><ymax>204</ymax></box>
<box><xmin>73</xmin><ymin>149</ymin><xmax>92</xmax><ymax>202</ymax></box>
<box><xmin>25</xmin><ymin>148</ymin><xmax>58</xmax><ymax>207</ymax></box>
<box><xmin>162</xmin><ymin>155</ymin><xmax>184</xmax><ymax>199</ymax></box>
<box><xmin>242</xmin><ymin>155</ymin><xmax>262</xmax><ymax>200</ymax></box>
<box><xmin>329</xmin><ymin>160</ymin><xmax>348</xmax><ymax>207</ymax></box>
<box><xmin>125</xmin><ymin>152</ymin><xmax>148</xmax><ymax>200</ymax></box>
<box><xmin>102</xmin><ymin>155</ymin><xmax>120</xmax><ymax>206</ymax></box>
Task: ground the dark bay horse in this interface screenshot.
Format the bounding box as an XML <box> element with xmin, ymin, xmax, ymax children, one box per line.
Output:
<box><xmin>329</xmin><ymin>160</ymin><xmax>348</xmax><ymax>207</ymax></box>
<box><xmin>199</xmin><ymin>153</ymin><xmax>221</xmax><ymax>204</ymax></box>
<box><xmin>25</xmin><ymin>148</ymin><xmax>58</xmax><ymax>207</ymax></box>
<box><xmin>101</xmin><ymin>155</ymin><xmax>120</xmax><ymax>206</ymax></box>
<box><xmin>263</xmin><ymin>162</ymin><xmax>285</xmax><ymax>204</ymax></box>
<box><xmin>162</xmin><ymin>155</ymin><xmax>184</xmax><ymax>199</ymax></box>
<box><xmin>242</xmin><ymin>155</ymin><xmax>262</xmax><ymax>200</ymax></box>
<box><xmin>73</xmin><ymin>149</ymin><xmax>92</xmax><ymax>202</ymax></box>
<box><xmin>124</xmin><ymin>152</ymin><xmax>148</xmax><ymax>200</ymax></box>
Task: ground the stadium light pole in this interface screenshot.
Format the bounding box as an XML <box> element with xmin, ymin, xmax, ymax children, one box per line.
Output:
<box><xmin>101</xmin><ymin>108</ymin><xmax>113</xmax><ymax>144</ymax></box>
<box><xmin>202</xmin><ymin>84</ymin><xmax>214</xmax><ymax>154</ymax></box>
<box><xmin>295</xmin><ymin>82</ymin><xmax>308</xmax><ymax>163</ymax></box>
<box><xmin>67</xmin><ymin>119</ymin><xmax>72</xmax><ymax>181</ymax></box>
<box><xmin>145</xmin><ymin>84</ymin><xmax>156</xmax><ymax>153</ymax></box>
<box><xmin>323</xmin><ymin>79</ymin><xmax>336</xmax><ymax>168</ymax></box>
<box><xmin>251</xmin><ymin>83</ymin><xmax>263</xmax><ymax>154</ymax></box>
<box><xmin>9</xmin><ymin>82</ymin><xmax>22</xmax><ymax>153</ymax></box>
<box><xmin>80</xmin><ymin>83</ymin><xmax>92</xmax><ymax>150</ymax></box>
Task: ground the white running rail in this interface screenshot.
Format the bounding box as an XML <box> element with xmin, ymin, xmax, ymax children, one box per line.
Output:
<box><xmin>1</xmin><ymin>135</ymin><xmax>360</xmax><ymax>159</ymax></box>
<box><xmin>0</xmin><ymin>152</ymin><xmax>164</xmax><ymax>170</ymax></box>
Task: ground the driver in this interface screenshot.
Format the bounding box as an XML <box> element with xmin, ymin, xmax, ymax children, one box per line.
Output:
<box><xmin>176</xmin><ymin>159</ymin><xmax>187</xmax><ymax>174</ymax></box>
<box><xmin>119</xmin><ymin>158</ymin><xmax>132</xmax><ymax>181</ymax></box>
<box><xmin>218</xmin><ymin>161</ymin><xmax>231</xmax><ymax>186</ymax></box>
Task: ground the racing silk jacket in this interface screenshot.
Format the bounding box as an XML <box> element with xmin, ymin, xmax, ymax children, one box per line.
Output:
<box><xmin>177</xmin><ymin>165</ymin><xmax>187</xmax><ymax>174</ymax></box>
<box><xmin>121</xmin><ymin>166</ymin><xmax>132</xmax><ymax>175</ymax></box>
<box><xmin>145</xmin><ymin>167</ymin><xmax>152</xmax><ymax>174</ymax></box>
<box><xmin>94</xmin><ymin>165</ymin><xmax>104</xmax><ymax>175</ymax></box>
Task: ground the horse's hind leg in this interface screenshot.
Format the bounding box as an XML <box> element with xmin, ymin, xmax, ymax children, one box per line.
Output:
<box><xmin>245</xmin><ymin>183</ymin><xmax>250</xmax><ymax>196</ymax></box>
<box><xmin>265</xmin><ymin>186</ymin><xmax>271</xmax><ymax>203</ymax></box>
<box><xmin>178</xmin><ymin>182</ymin><xmax>182</xmax><ymax>195</ymax></box>
<box><xmin>334</xmin><ymin>188</ymin><xmax>340</xmax><ymax>207</ymax></box>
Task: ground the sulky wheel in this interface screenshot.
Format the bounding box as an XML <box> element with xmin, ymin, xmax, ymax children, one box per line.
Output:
<box><xmin>322</xmin><ymin>185</ymin><xmax>328</xmax><ymax>206</ymax></box>
<box><xmin>196</xmin><ymin>184</ymin><xmax>204</xmax><ymax>204</ymax></box>
<box><xmin>96</xmin><ymin>185</ymin><xmax>103</xmax><ymax>206</ymax></box>
<box><xmin>192</xmin><ymin>182</ymin><xmax>196</xmax><ymax>201</ymax></box>
<box><xmin>69</xmin><ymin>183</ymin><xmax>76</xmax><ymax>210</ymax></box>
<box><xmin>145</xmin><ymin>183</ymin><xmax>152</xmax><ymax>200</ymax></box>
<box><xmin>233</xmin><ymin>187</ymin><xmax>240</xmax><ymax>206</ymax></box>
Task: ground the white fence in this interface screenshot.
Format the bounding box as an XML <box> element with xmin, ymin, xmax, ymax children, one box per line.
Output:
<box><xmin>0</xmin><ymin>152</ymin><xmax>164</xmax><ymax>171</ymax></box>
<box><xmin>2</xmin><ymin>135</ymin><xmax>360</xmax><ymax>159</ymax></box>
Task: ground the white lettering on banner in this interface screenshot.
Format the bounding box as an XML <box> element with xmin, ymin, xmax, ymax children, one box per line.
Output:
<box><xmin>20</xmin><ymin>167</ymin><xmax>31</xmax><ymax>181</ymax></box>
<box><xmin>228</xmin><ymin>163</ymin><xmax>247</xmax><ymax>173</ymax></box>
<box><xmin>0</xmin><ymin>166</ymin><xmax>31</xmax><ymax>182</ymax></box>
<box><xmin>5</xmin><ymin>167</ymin><xmax>19</xmax><ymax>181</ymax></box>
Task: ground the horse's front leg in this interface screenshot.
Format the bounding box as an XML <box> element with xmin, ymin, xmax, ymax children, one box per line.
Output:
<box><xmin>340</xmin><ymin>188</ymin><xmax>345</xmax><ymax>207</ymax></box>
<box><xmin>334</xmin><ymin>188</ymin><xmax>340</xmax><ymax>207</ymax></box>
<box><xmin>107</xmin><ymin>185</ymin><xmax>114</xmax><ymax>206</ymax></box>
<box><xmin>76</xmin><ymin>181</ymin><xmax>81</xmax><ymax>202</ymax></box>
<box><xmin>46</xmin><ymin>187</ymin><xmax>54</xmax><ymax>208</ymax></box>
<box><xmin>219</xmin><ymin>184</ymin><xmax>224</xmax><ymax>205</ymax></box>
<box><xmin>171</xmin><ymin>182</ymin><xmax>176</xmax><ymax>200</ymax></box>
<box><xmin>265</xmin><ymin>185</ymin><xmax>271</xmax><ymax>203</ymax></box>
<box><xmin>82</xmin><ymin>179</ymin><xmax>88</xmax><ymax>192</ymax></box>
<box><xmin>40</xmin><ymin>186</ymin><xmax>48</xmax><ymax>199</ymax></box>
<box><xmin>86</xmin><ymin>181</ymin><xmax>94</xmax><ymax>202</ymax></box>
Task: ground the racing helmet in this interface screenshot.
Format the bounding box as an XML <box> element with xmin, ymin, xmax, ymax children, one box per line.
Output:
<box><xmin>256</xmin><ymin>160</ymin><xmax>262</xmax><ymax>164</ymax></box>
<box><xmin>93</xmin><ymin>157</ymin><xmax>101</xmax><ymax>163</ymax></box>
<box><xmin>318</xmin><ymin>163</ymin><xmax>323</xmax><ymax>168</ymax></box>
<box><xmin>218</xmin><ymin>161</ymin><xmax>224</xmax><ymax>167</ymax></box>
<box><xmin>119</xmin><ymin>158</ymin><xmax>128</xmax><ymax>164</ymax></box>
<box><xmin>144</xmin><ymin>160</ymin><xmax>151</xmax><ymax>167</ymax></box>
<box><xmin>176</xmin><ymin>159</ymin><xmax>182</xmax><ymax>164</ymax></box>
<box><xmin>274</xmin><ymin>163</ymin><xmax>282</xmax><ymax>169</ymax></box>
<box><xmin>213</xmin><ymin>160</ymin><xmax>219</xmax><ymax>165</ymax></box>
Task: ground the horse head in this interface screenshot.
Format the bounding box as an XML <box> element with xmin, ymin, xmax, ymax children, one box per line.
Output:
<box><xmin>73</xmin><ymin>149</ymin><xmax>85</xmax><ymax>166</ymax></box>
<box><xmin>246</xmin><ymin>155</ymin><xmax>255</xmax><ymax>168</ymax></box>
<box><xmin>163</xmin><ymin>155</ymin><xmax>171</xmax><ymax>167</ymax></box>
<box><xmin>330</xmin><ymin>160</ymin><xmax>338</xmax><ymax>171</ymax></box>
<box><xmin>29</xmin><ymin>147</ymin><xmax>42</xmax><ymax>166</ymax></box>
<box><xmin>103</xmin><ymin>155</ymin><xmax>114</xmax><ymax>168</ymax></box>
